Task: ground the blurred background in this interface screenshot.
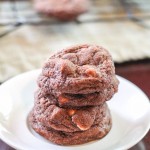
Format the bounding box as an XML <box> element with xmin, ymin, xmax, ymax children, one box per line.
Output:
<box><xmin>0</xmin><ymin>0</ymin><xmax>150</xmax><ymax>149</ymax></box>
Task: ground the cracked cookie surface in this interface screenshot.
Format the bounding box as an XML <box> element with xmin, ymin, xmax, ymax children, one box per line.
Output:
<box><xmin>38</xmin><ymin>44</ymin><xmax>119</xmax><ymax>94</ymax></box>
<box><xmin>29</xmin><ymin>103</ymin><xmax>112</xmax><ymax>145</ymax></box>
<box><xmin>32</xmin><ymin>96</ymin><xmax>109</xmax><ymax>132</ymax></box>
<box><xmin>35</xmin><ymin>76</ymin><xmax>118</xmax><ymax>108</ymax></box>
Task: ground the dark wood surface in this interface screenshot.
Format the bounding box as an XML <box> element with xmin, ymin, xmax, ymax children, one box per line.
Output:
<box><xmin>0</xmin><ymin>59</ymin><xmax>150</xmax><ymax>150</ymax></box>
<box><xmin>116</xmin><ymin>59</ymin><xmax>150</xmax><ymax>150</ymax></box>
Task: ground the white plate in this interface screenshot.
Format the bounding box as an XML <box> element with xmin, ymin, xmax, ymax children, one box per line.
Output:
<box><xmin>0</xmin><ymin>70</ymin><xmax>150</xmax><ymax>150</ymax></box>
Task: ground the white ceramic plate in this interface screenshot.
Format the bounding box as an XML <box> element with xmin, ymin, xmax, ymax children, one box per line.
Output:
<box><xmin>0</xmin><ymin>70</ymin><xmax>150</xmax><ymax>150</ymax></box>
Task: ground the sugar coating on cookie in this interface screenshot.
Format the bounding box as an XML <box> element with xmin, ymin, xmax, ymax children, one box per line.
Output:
<box><xmin>31</xmin><ymin>96</ymin><xmax>109</xmax><ymax>132</ymax></box>
<box><xmin>29</xmin><ymin>103</ymin><xmax>112</xmax><ymax>145</ymax></box>
<box><xmin>35</xmin><ymin>75</ymin><xmax>118</xmax><ymax>108</ymax></box>
<box><xmin>29</xmin><ymin>44</ymin><xmax>119</xmax><ymax>145</ymax></box>
<box><xmin>38</xmin><ymin>44</ymin><xmax>119</xmax><ymax>94</ymax></box>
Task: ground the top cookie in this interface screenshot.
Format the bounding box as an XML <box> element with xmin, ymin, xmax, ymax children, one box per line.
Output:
<box><xmin>38</xmin><ymin>44</ymin><xmax>118</xmax><ymax>94</ymax></box>
<box><xmin>34</xmin><ymin>0</ymin><xmax>89</xmax><ymax>21</ymax></box>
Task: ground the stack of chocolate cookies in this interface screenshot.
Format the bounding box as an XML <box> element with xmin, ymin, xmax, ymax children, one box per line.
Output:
<box><xmin>29</xmin><ymin>44</ymin><xmax>119</xmax><ymax>145</ymax></box>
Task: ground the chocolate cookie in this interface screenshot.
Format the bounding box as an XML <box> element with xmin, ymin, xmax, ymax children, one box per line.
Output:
<box><xmin>35</xmin><ymin>75</ymin><xmax>118</xmax><ymax>108</ymax></box>
<box><xmin>33</xmin><ymin>0</ymin><xmax>89</xmax><ymax>21</ymax></box>
<box><xmin>29</xmin><ymin>104</ymin><xmax>112</xmax><ymax>145</ymax></box>
<box><xmin>29</xmin><ymin>44</ymin><xmax>119</xmax><ymax>145</ymax></box>
<box><xmin>37</xmin><ymin>44</ymin><xmax>118</xmax><ymax>94</ymax></box>
<box><xmin>32</xmin><ymin>95</ymin><xmax>109</xmax><ymax>132</ymax></box>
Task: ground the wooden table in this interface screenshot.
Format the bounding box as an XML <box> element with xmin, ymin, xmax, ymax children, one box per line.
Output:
<box><xmin>0</xmin><ymin>59</ymin><xmax>150</xmax><ymax>150</ymax></box>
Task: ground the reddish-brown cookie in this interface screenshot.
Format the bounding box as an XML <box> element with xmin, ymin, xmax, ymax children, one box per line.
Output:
<box><xmin>33</xmin><ymin>0</ymin><xmax>89</xmax><ymax>21</ymax></box>
<box><xmin>37</xmin><ymin>44</ymin><xmax>118</xmax><ymax>94</ymax></box>
<box><xmin>29</xmin><ymin>44</ymin><xmax>119</xmax><ymax>145</ymax></box>
<box><xmin>35</xmin><ymin>75</ymin><xmax>118</xmax><ymax>108</ymax></box>
<box><xmin>29</xmin><ymin>104</ymin><xmax>112</xmax><ymax>145</ymax></box>
<box><xmin>31</xmin><ymin>97</ymin><xmax>109</xmax><ymax>132</ymax></box>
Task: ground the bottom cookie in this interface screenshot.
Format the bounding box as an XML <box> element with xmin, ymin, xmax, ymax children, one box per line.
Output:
<box><xmin>29</xmin><ymin>105</ymin><xmax>112</xmax><ymax>145</ymax></box>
